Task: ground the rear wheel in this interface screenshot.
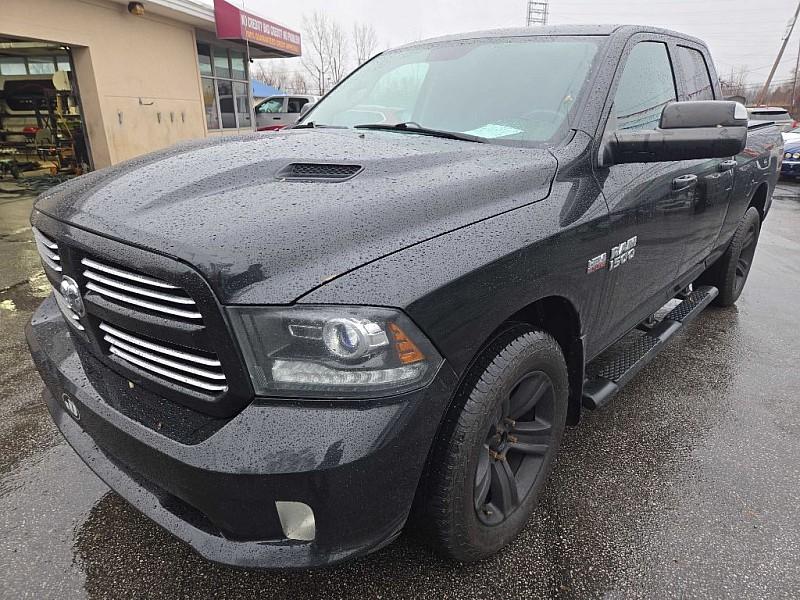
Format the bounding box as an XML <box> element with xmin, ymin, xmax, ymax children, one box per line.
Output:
<box><xmin>696</xmin><ymin>206</ymin><xmax>761</xmax><ymax>307</ymax></box>
<box><xmin>421</xmin><ymin>328</ymin><xmax>568</xmax><ymax>562</ymax></box>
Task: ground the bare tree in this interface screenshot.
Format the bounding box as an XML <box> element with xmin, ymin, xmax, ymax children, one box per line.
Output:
<box><xmin>353</xmin><ymin>22</ymin><xmax>378</xmax><ymax>66</ymax></box>
<box><xmin>720</xmin><ymin>65</ymin><xmax>749</xmax><ymax>102</ymax></box>
<box><xmin>328</xmin><ymin>20</ymin><xmax>348</xmax><ymax>86</ymax></box>
<box><xmin>302</xmin><ymin>11</ymin><xmax>332</xmax><ymax>94</ymax></box>
<box><xmin>290</xmin><ymin>71</ymin><xmax>308</xmax><ymax>94</ymax></box>
<box><xmin>302</xmin><ymin>12</ymin><xmax>329</xmax><ymax>94</ymax></box>
<box><xmin>253</xmin><ymin>62</ymin><xmax>287</xmax><ymax>91</ymax></box>
<box><xmin>302</xmin><ymin>11</ymin><xmax>350</xmax><ymax>94</ymax></box>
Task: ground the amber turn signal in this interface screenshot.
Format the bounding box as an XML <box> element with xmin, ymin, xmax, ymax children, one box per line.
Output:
<box><xmin>389</xmin><ymin>323</ymin><xmax>425</xmax><ymax>364</ymax></box>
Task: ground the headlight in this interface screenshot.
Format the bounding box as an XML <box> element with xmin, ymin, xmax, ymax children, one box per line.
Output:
<box><xmin>786</xmin><ymin>152</ymin><xmax>793</xmax><ymax>159</ymax></box>
<box><xmin>227</xmin><ymin>305</ymin><xmax>443</xmax><ymax>398</ymax></box>
<box><xmin>793</xmin><ymin>152</ymin><xmax>800</xmax><ymax>159</ymax></box>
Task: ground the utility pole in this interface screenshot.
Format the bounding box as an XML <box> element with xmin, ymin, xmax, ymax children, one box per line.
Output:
<box><xmin>527</xmin><ymin>1</ymin><xmax>549</xmax><ymax>26</ymax></box>
<box><xmin>793</xmin><ymin>38</ymin><xmax>800</xmax><ymax>115</ymax></box>
<box><xmin>757</xmin><ymin>0</ymin><xmax>800</xmax><ymax>106</ymax></box>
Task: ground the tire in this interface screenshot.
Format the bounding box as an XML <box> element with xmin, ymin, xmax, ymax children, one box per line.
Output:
<box><xmin>420</xmin><ymin>327</ymin><xmax>568</xmax><ymax>562</ymax></box>
<box><xmin>696</xmin><ymin>206</ymin><xmax>761</xmax><ymax>307</ymax></box>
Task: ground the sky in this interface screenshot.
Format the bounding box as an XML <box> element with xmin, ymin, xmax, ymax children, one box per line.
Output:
<box><xmin>212</xmin><ymin>0</ymin><xmax>800</xmax><ymax>87</ymax></box>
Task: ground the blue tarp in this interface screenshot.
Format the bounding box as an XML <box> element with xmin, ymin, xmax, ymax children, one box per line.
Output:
<box><xmin>251</xmin><ymin>80</ymin><xmax>285</xmax><ymax>98</ymax></box>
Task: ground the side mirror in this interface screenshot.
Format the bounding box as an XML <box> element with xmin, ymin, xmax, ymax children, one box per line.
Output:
<box><xmin>601</xmin><ymin>100</ymin><xmax>748</xmax><ymax>165</ymax></box>
<box><xmin>300</xmin><ymin>101</ymin><xmax>316</xmax><ymax>116</ymax></box>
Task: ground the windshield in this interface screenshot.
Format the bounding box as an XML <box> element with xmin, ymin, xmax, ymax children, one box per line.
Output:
<box><xmin>300</xmin><ymin>36</ymin><xmax>603</xmax><ymax>145</ymax></box>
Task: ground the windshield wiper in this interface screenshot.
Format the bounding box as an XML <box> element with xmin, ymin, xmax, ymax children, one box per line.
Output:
<box><xmin>354</xmin><ymin>122</ymin><xmax>485</xmax><ymax>143</ymax></box>
<box><xmin>291</xmin><ymin>122</ymin><xmax>345</xmax><ymax>129</ymax></box>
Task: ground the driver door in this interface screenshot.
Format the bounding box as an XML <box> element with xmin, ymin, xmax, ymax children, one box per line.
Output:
<box><xmin>593</xmin><ymin>39</ymin><xmax>697</xmax><ymax>346</ymax></box>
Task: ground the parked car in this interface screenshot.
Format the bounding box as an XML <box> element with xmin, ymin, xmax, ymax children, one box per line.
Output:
<box><xmin>747</xmin><ymin>106</ymin><xmax>795</xmax><ymax>132</ymax></box>
<box><xmin>254</xmin><ymin>94</ymin><xmax>318</xmax><ymax>131</ymax></box>
<box><xmin>27</xmin><ymin>25</ymin><xmax>780</xmax><ymax>569</ymax></box>
<box><xmin>782</xmin><ymin>125</ymin><xmax>800</xmax><ymax>144</ymax></box>
<box><xmin>781</xmin><ymin>138</ymin><xmax>800</xmax><ymax>178</ymax></box>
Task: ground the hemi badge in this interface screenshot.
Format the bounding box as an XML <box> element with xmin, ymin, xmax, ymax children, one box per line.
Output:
<box><xmin>587</xmin><ymin>252</ymin><xmax>607</xmax><ymax>274</ymax></box>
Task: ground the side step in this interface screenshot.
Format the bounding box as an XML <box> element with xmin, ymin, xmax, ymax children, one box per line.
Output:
<box><xmin>582</xmin><ymin>285</ymin><xmax>718</xmax><ymax>410</ymax></box>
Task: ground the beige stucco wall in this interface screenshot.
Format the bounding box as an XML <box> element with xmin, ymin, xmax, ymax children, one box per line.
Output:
<box><xmin>1</xmin><ymin>0</ymin><xmax>208</xmax><ymax>168</ymax></box>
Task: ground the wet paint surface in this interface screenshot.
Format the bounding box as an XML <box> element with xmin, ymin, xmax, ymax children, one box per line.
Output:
<box><xmin>3</xmin><ymin>184</ymin><xmax>800</xmax><ymax>598</ymax></box>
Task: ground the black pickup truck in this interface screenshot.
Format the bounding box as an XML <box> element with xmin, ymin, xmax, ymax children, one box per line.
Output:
<box><xmin>26</xmin><ymin>25</ymin><xmax>781</xmax><ymax>568</ymax></box>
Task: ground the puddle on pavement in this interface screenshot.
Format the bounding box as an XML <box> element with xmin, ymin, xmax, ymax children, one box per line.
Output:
<box><xmin>0</xmin><ymin>272</ymin><xmax>52</xmax><ymax>314</ymax></box>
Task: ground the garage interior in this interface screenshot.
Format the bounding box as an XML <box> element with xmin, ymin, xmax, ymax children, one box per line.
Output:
<box><xmin>0</xmin><ymin>37</ymin><xmax>90</xmax><ymax>183</ymax></box>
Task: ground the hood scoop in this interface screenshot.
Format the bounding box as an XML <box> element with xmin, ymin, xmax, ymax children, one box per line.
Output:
<box><xmin>276</xmin><ymin>163</ymin><xmax>363</xmax><ymax>182</ymax></box>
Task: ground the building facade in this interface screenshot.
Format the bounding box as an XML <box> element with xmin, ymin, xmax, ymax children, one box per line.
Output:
<box><xmin>0</xmin><ymin>0</ymin><xmax>300</xmax><ymax>169</ymax></box>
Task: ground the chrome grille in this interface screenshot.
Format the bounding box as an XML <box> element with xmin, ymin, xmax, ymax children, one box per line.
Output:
<box><xmin>82</xmin><ymin>257</ymin><xmax>202</xmax><ymax>320</ymax></box>
<box><xmin>32</xmin><ymin>228</ymin><xmax>62</xmax><ymax>272</ymax></box>
<box><xmin>100</xmin><ymin>322</ymin><xmax>227</xmax><ymax>392</ymax></box>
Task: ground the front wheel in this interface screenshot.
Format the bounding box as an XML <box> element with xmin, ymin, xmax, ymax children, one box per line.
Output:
<box><xmin>696</xmin><ymin>206</ymin><xmax>761</xmax><ymax>307</ymax></box>
<box><xmin>420</xmin><ymin>328</ymin><xmax>568</xmax><ymax>562</ymax></box>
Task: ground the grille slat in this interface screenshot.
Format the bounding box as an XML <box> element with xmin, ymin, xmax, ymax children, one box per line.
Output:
<box><xmin>82</xmin><ymin>258</ymin><xmax>179</xmax><ymax>289</ymax></box>
<box><xmin>100</xmin><ymin>322</ymin><xmax>227</xmax><ymax>393</ymax></box>
<box><xmin>81</xmin><ymin>257</ymin><xmax>201</xmax><ymax>320</ymax></box>
<box><xmin>86</xmin><ymin>281</ymin><xmax>202</xmax><ymax>319</ymax></box>
<box><xmin>104</xmin><ymin>335</ymin><xmax>226</xmax><ymax>380</ymax></box>
<box><xmin>109</xmin><ymin>347</ymin><xmax>227</xmax><ymax>392</ymax></box>
<box><xmin>83</xmin><ymin>270</ymin><xmax>196</xmax><ymax>305</ymax></box>
<box><xmin>32</xmin><ymin>228</ymin><xmax>62</xmax><ymax>272</ymax></box>
<box><xmin>99</xmin><ymin>323</ymin><xmax>220</xmax><ymax>366</ymax></box>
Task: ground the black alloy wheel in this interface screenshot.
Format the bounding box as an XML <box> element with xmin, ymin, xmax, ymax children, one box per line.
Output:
<box><xmin>418</xmin><ymin>328</ymin><xmax>568</xmax><ymax>562</ymax></box>
<box><xmin>696</xmin><ymin>206</ymin><xmax>761</xmax><ymax>307</ymax></box>
<box><xmin>473</xmin><ymin>371</ymin><xmax>555</xmax><ymax>526</ymax></box>
<box><xmin>734</xmin><ymin>219</ymin><xmax>758</xmax><ymax>297</ymax></box>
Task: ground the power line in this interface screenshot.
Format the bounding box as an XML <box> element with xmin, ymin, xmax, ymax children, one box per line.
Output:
<box><xmin>757</xmin><ymin>0</ymin><xmax>800</xmax><ymax>104</ymax></box>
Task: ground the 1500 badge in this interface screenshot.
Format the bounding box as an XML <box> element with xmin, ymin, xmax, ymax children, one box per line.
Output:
<box><xmin>587</xmin><ymin>236</ymin><xmax>638</xmax><ymax>273</ymax></box>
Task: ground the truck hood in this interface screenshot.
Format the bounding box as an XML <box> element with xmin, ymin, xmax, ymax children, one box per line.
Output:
<box><xmin>35</xmin><ymin>129</ymin><xmax>556</xmax><ymax>304</ymax></box>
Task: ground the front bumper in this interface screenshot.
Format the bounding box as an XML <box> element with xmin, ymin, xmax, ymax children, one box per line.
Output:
<box><xmin>780</xmin><ymin>159</ymin><xmax>800</xmax><ymax>177</ymax></box>
<box><xmin>27</xmin><ymin>295</ymin><xmax>457</xmax><ymax>569</ymax></box>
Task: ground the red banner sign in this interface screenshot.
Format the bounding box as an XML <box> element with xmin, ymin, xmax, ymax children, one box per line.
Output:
<box><xmin>214</xmin><ymin>0</ymin><xmax>301</xmax><ymax>57</ymax></box>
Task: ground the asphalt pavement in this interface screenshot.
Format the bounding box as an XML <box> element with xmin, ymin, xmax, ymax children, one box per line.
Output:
<box><xmin>1</xmin><ymin>179</ymin><xmax>799</xmax><ymax>599</ymax></box>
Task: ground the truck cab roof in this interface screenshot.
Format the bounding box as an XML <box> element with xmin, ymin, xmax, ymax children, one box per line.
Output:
<box><xmin>398</xmin><ymin>24</ymin><xmax>707</xmax><ymax>49</ymax></box>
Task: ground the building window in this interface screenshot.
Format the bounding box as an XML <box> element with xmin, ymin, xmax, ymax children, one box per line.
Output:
<box><xmin>233</xmin><ymin>81</ymin><xmax>251</xmax><ymax>128</ymax></box>
<box><xmin>198</xmin><ymin>42</ymin><xmax>251</xmax><ymax>131</ymax></box>
<box><xmin>230</xmin><ymin>51</ymin><xmax>246</xmax><ymax>80</ymax></box>
<box><xmin>217</xmin><ymin>79</ymin><xmax>235</xmax><ymax>128</ymax></box>
<box><xmin>197</xmin><ymin>43</ymin><xmax>213</xmax><ymax>76</ymax></box>
<box><xmin>0</xmin><ymin>56</ymin><xmax>69</xmax><ymax>75</ymax></box>
<box><xmin>27</xmin><ymin>56</ymin><xmax>56</xmax><ymax>74</ymax></box>
<box><xmin>0</xmin><ymin>57</ymin><xmax>26</xmax><ymax>75</ymax></box>
<box><xmin>201</xmin><ymin>77</ymin><xmax>219</xmax><ymax>130</ymax></box>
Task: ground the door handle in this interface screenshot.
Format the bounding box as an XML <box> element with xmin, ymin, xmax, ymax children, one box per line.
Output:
<box><xmin>718</xmin><ymin>159</ymin><xmax>737</xmax><ymax>171</ymax></box>
<box><xmin>672</xmin><ymin>174</ymin><xmax>698</xmax><ymax>191</ymax></box>
<box><xmin>272</xmin><ymin>116</ymin><xmax>281</xmax><ymax>120</ymax></box>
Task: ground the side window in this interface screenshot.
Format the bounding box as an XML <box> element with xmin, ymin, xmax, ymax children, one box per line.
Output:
<box><xmin>256</xmin><ymin>98</ymin><xmax>285</xmax><ymax>114</ymax></box>
<box><xmin>611</xmin><ymin>42</ymin><xmax>677</xmax><ymax>131</ymax></box>
<box><xmin>677</xmin><ymin>46</ymin><xmax>715</xmax><ymax>101</ymax></box>
<box><xmin>287</xmin><ymin>97</ymin><xmax>309</xmax><ymax>113</ymax></box>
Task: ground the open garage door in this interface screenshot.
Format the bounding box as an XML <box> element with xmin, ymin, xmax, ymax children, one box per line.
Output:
<box><xmin>0</xmin><ymin>38</ymin><xmax>91</xmax><ymax>182</ymax></box>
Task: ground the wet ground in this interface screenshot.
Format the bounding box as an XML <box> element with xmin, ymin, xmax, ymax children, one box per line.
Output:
<box><xmin>1</xmin><ymin>180</ymin><xmax>799</xmax><ymax>599</ymax></box>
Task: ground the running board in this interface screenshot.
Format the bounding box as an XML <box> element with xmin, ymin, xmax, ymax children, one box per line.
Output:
<box><xmin>582</xmin><ymin>285</ymin><xmax>718</xmax><ymax>410</ymax></box>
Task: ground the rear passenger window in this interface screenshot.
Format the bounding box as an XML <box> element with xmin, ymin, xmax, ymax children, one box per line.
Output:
<box><xmin>678</xmin><ymin>46</ymin><xmax>715</xmax><ymax>101</ymax></box>
<box><xmin>611</xmin><ymin>42</ymin><xmax>677</xmax><ymax>131</ymax></box>
<box><xmin>287</xmin><ymin>98</ymin><xmax>309</xmax><ymax>113</ymax></box>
